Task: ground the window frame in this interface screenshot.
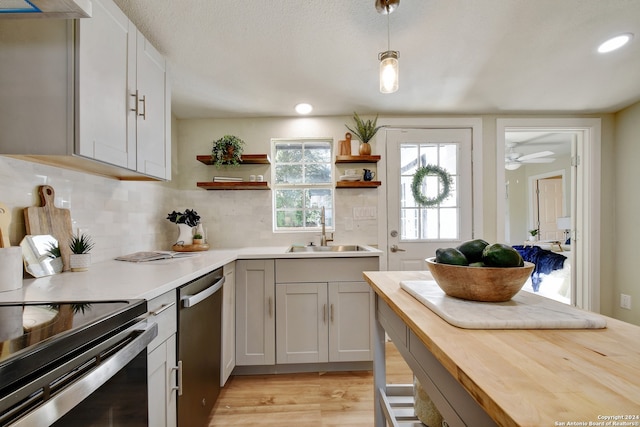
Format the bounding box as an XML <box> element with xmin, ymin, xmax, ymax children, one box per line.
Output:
<box><xmin>271</xmin><ymin>138</ymin><xmax>335</xmax><ymax>233</ymax></box>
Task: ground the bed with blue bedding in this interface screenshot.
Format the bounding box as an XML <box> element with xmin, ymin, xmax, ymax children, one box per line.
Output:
<box><xmin>513</xmin><ymin>245</ymin><xmax>571</xmax><ymax>304</ymax></box>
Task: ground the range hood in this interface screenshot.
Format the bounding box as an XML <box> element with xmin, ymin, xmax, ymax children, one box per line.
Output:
<box><xmin>0</xmin><ymin>0</ymin><xmax>91</xmax><ymax>18</ymax></box>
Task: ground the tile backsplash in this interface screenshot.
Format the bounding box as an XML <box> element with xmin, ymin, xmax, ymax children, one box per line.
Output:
<box><xmin>0</xmin><ymin>156</ymin><xmax>379</xmax><ymax>263</ymax></box>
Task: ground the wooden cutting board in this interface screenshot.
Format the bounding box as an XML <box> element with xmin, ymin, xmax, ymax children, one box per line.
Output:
<box><xmin>24</xmin><ymin>185</ymin><xmax>73</xmax><ymax>271</ymax></box>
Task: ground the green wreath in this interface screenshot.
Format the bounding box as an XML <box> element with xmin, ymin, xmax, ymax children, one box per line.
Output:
<box><xmin>411</xmin><ymin>164</ymin><xmax>453</xmax><ymax>206</ymax></box>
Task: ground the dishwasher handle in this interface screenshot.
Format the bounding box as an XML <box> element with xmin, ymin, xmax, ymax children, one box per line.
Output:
<box><xmin>181</xmin><ymin>277</ymin><xmax>225</xmax><ymax>308</ymax></box>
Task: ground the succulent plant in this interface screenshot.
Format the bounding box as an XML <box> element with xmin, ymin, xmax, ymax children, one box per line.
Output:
<box><xmin>69</xmin><ymin>233</ymin><xmax>95</xmax><ymax>254</ymax></box>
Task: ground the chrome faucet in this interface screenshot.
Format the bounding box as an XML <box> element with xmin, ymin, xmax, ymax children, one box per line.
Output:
<box><xmin>320</xmin><ymin>206</ymin><xmax>333</xmax><ymax>246</ymax></box>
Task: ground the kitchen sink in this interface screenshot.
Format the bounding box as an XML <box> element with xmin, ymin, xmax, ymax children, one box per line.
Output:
<box><xmin>287</xmin><ymin>244</ymin><xmax>370</xmax><ymax>253</ymax></box>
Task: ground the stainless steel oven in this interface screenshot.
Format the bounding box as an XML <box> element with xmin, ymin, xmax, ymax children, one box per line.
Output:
<box><xmin>0</xmin><ymin>300</ymin><xmax>157</xmax><ymax>426</ymax></box>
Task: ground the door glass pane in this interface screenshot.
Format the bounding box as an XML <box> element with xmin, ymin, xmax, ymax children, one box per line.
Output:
<box><xmin>400</xmin><ymin>142</ymin><xmax>459</xmax><ymax>241</ymax></box>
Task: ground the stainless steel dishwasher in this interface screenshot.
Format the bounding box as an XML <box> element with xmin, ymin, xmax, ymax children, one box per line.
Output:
<box><xmin>177</xmin><ymin>268</ymin><xmax>224</xmax><ymax>427</ymax></box>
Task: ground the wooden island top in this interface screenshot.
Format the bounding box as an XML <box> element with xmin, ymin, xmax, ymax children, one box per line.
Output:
<box><xmin>364</xmin><ymin>270</ymin><xmax>640</xmax><ymax>427</ymax></box>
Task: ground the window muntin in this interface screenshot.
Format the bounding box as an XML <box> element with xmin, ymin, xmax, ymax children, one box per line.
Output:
<box><xmin>273</xmin><ymin>139</ymin><xmax>333</xmax><ymax>231</ymax></box>
<box><xmin>400</xmin><ymin>142</ymin><xmax>460</xmax><ymax>240</ymax></box>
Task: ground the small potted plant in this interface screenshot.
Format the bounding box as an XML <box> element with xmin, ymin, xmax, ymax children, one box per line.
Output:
<box><xmin>192</xmin><ymin>233</ymin><xmax>204</xmax><ymax>245</ymax></box>
<box><xmin>345</xmin><ymin>112</ymin><xmax>382</xmax><ymax>155</ymax></box>
<box><xmin>167</xmin><ymin>209</ymin><xmax>201</xmax><ymax>245</ymax></box>
<box><xmin>68</xmin><ymin>232</ymin><xmax>94</xmax><ymax>272</ymax></box>
<box><xmin>528</xmin><ymin>229</ymin><xmax>539</xmax><ymax>241</ymax></box>
<box><xmin>211</xmin><ymin>135</ymin><xmax>246</xmax><ymax>167</ymax></box>
<box><xmin>45</xmin><ymin>241</ymin><xmax>64</xmax><ymax>274</ymax></box>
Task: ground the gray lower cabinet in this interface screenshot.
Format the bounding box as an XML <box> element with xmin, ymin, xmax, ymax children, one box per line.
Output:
<box><xmin>235</xmin><ymin>259</ymin><xmax>276</xmax><ymax>366</ymax></box>
<box><xmin>275</xmin><ymin>257</ymin><xmax>378</xmax><ymax>365</ymax></box>
<box><xmin>276</xmin><ymin>280</ymin><xmax>374</xmax><ymax>364</ymax></box>
<box><xmin>146</xmin><ymin>291</ymin><xmax>178</xmax><ymax>427</ymax></box>
<box><xmin>234</xmin><ymin>257</ymin><xmax>378</xmax><ymax>368</ymax></box>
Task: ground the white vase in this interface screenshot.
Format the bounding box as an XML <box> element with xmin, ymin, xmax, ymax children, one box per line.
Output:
<box><xmin>176</xmin><ymin>223</ymin><xmax>194</xmax><ymax>245</ymax></box>
<box><xmin>70</xmin><ymin>254</ymin><xmax>91</xmax><ymax>272</ymax></box>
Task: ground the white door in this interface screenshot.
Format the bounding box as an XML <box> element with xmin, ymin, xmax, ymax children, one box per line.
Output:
<box><xmin>535</xmin><ymin>177</ymin><xmax>564</xmax><ymax>241</ymax></box>
<box><xmin>386</xmin><ymin>128</ymin><xmax>474</xmax><ymax>270</ymax></box>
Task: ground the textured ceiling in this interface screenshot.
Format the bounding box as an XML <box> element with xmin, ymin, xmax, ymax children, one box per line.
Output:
<box><xmin>113</xmin><ymin>0</ymin><xmax>640</xmax><ymax>119</ymax></box>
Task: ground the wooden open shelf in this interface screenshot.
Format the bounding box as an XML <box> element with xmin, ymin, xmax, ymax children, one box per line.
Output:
<box><xmin>335</xmin><ymin>155</ymin><xmax>381</xmax><ymax>163</ymax></box>
<box><xmin>196</xmin><ymin>154</ymin><xmax>271</xmax><ymax>165</ymax></box>
<box><xmin>197</xmin><ymin>181</ymin><xmax>270</xmax><ymax>190</ymax></box>
<box><xmin>336</xmin><ymin>180</ymin><xmax>381</xmax><ymax>189</ymax></box>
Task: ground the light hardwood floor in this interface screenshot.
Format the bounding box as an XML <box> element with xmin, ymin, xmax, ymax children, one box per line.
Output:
<box><xmin>208</xmin><ymin>342</ymin><xmax>413</xmax><ymax>426</ymax></box>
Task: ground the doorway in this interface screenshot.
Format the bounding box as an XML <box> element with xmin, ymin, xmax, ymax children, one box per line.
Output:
<box><xmin>497</xmin><ymin>118</ymin><xmax>601</xmax><ymax>311</ymax></box>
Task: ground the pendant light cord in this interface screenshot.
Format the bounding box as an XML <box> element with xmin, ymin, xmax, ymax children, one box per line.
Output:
<box><xmin>386</xmin><ymin>6</ymin><xmax>391</xmax><ymax>51</ymax></box>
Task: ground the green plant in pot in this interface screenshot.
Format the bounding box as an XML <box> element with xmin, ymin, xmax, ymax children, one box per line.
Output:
<box><xmin>345</xmin><ymin>112</ymin><xmax>382</xmax><ymax>155</ymax></box>
<box><xmin>528</xmin><ymin>229</ymin><xmax>539</xmax><ymax>241</ymax></box>
<box><xmin>68</xmin><ymin>232</ymin><xmax>94</xmax><ymax>272</ymax></box>
<box><xmin>211</xmin><ymin>135</ymin><xmax>246</xmax><ymax>167</ymax></box>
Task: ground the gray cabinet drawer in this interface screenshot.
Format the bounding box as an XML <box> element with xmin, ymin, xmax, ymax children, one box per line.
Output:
<box><xmin>147</xmin><ymin>290</ymin><xmax>177</xmax><ymax>352</ymax></box>
<box><xmin>276</xmin><ymin>257</ymin><xmax>379</xmax><ymax>283</ymax></box>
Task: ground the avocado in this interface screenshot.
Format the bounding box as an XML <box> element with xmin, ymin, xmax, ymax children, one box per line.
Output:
<box><xmin>435</xmin><ymin>248</ymin><xmax>469</xmax><ymax>266</ymax></box>
<box><xmin>456</xmin><ymin>239</ymin><xmax>490</xmax><ymax>263</ymax></box>
<box><xmin>482</xmin><ymin>243</ymin><xmax>524</xmax><ymax>268</ymax></box>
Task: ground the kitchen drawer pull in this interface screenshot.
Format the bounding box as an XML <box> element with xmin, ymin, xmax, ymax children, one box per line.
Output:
<box><xmin>330</xmin><ymin>304</ymin><xmax>334</xmax><ymax>323</ymax></box>
<box><xmin>149</xmin><ymin>302</ymin><xmax>175</xmax><ymax>316</ymax></box>
<box><xmin>171</xmin><ymin>360</ymin><xmax>183</xmax><ymax>396</ymax></box>
<box><xmin>182</xmin><ymin>277</ymin><xmax>225</xmax><ymax>308</ymax></box>
<box><xmin>268</xmin><ymin>297</ymin><xmax>273</xmax><ymax>318</ymax></box>
<box><xmin>323</xmin><ymin>304</ymin><xmax>327</xmax><ymax>324</ymax></box>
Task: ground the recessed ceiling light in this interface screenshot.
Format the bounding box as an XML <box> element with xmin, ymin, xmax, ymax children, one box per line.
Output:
<box><xmin>597</xmin><ymin>33</ymin><xmax>633</xmax><ymax>53</ymax></box>
<box><xmin>295</xmin><ymin>103</ymin><xmax>313</xmax><ymax>115</ymax></box>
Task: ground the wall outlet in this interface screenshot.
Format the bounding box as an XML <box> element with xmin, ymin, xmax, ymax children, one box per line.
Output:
<box><xmin>620</xmin><ymin>293</ymin><xmax>632</xmax><ymax>310</ymax></box>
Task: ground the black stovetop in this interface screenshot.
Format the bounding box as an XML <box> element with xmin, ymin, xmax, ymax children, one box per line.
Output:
<box><xmin>0</xmin><ymin>300</ymin><xmax>147</xmax><ymax>395</ymax></box>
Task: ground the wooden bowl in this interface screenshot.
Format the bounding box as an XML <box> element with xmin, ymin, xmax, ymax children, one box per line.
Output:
<box><xmin>425</xmin><ymin>257</ymin><xmax>535</xmax><ymax>302</ymax></box>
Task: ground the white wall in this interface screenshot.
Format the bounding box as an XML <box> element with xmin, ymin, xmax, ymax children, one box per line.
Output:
<box><xmin>613</xmin><ymin>101</ymin><xmax>640</xmax><ymax>325</ymax></box>
<box><xmin>175</xmin><ymin>117</ymin><xmax>379</xmax><ymax>248</ymax></box>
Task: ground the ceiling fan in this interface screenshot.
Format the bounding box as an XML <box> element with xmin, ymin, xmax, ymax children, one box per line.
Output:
<box><xmin>505</xmin><ymin>149</ymin><xmax>555</xmax><ymax>170</ymax></box>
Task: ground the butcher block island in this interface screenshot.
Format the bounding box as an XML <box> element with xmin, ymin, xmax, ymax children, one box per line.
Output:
<box><xmin>363</xmin><ymin>270</ymin><xmax>640</xmax><ymax>427</ymax></box>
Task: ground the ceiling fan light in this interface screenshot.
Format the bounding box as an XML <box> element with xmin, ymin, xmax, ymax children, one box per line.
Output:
<box><xmin>505</xmin><ymin>163</ymin><xmax>522</xmax><ymax>171</ymax></box>
<box><xmin>598</xmin><ymin>33</ymin><xmax>633</xmax><ymax>53</ymax></box>
<box><xmin>379</xmin><ymin>50</ymin><xmax>399</xmax><ymax>93</ymax></box>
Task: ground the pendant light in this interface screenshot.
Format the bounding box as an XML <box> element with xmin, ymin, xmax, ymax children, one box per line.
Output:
<box><xmin>376</xmin><ymin>0</ymin><xmax>400</xmax><ymax>93</ymax></box>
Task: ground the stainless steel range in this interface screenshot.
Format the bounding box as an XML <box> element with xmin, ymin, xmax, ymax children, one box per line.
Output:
<box><xmin>0</xmin><ymin>299</ymin><xmax>157</xmax><ymax>426</ymax></box>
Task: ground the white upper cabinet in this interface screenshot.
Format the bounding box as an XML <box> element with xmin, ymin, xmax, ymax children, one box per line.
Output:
<box><xmin>0</xmin><ymin>0</ymin><xmax>171</xmax><ymax>180</ymax></box>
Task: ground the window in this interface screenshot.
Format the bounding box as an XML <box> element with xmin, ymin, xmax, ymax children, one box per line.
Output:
<box><xmin>272</xmin><ymin>139</ymin><xmax>333</xmax><ymax>231</ymax></box>
<box><xmin>400</xmin><ymin>142</ymin><xmax>459</xmax><ymax>240</ymax></box>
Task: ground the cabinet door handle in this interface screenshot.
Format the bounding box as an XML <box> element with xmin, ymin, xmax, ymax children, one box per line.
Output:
<box><xmin>138</xmin><ymin>94</ymin><xmax>146</xmax><ymax>120</ymax></box>
<box><xmin>171</xmin><ymin>360</ymin><xmax>183</xmax><ymax>396</ymax></box>
<box><xmin>323</xmin><ymin>304</ymin><xmax>327</xmax><ymax>324</ymax></box>
<box><xmin>268</xmin><ymin>297</ymin><xmax>273</xmax><ymax>318</ymax></box>
<box><xmin>330</xmin><ymin>304</ymin><xmax>334</xmax><ymax>323</ymax></box>
<box><xmin>130</xmin><ymin>90</ymin><xmax>139</xmax><ymax>115</ymax></box>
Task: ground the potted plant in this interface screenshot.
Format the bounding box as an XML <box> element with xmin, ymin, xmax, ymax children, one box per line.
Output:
<box><xmin>528</xmin><ymin>229</ymin><xmax>539</xmax><ymax>241</ymax></box>
<box><xmin>211</xmin><ymin>135</ymin><xmax>246</xmax><ymax>167</ymax></box>
<box><xmin>68</xmin><ymin>232</ymin><xmax>94</xmax><ymax>272</ymax></box>
<box><xmin>193</xmin><ymin>233</ymin><xmax>204</xmax><ymax>245</ymax></box>
<box><xmin>167</xmin><ymin>209</ymin><xmax>201</xmax><ymax>245</ymax></box>
<box><xmin>345</xmin><ymin>112</ymin><xmax>382</xmax><ymax>155</ymax></box>
<box><xmin>45</xmin><ymin>241</ymin><xmax>64</xmax><ymax>274</ymax></box>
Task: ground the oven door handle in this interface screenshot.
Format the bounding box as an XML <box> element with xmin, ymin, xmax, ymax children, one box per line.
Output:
<box><xmin>181</xmin><ymin>276</ymin><xmax>225</xmax><ymax>308</ymax></box>
<box><xmin>9</xmin><ymin>321</ymin><xmax>158</xmax><ymax>427</ymax></box>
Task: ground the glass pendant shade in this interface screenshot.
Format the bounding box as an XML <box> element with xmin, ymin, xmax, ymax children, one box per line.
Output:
<box><xmin>379</xmin><ymin>50</ymin><xmax>399</xmax><ymax>93</ymax></box>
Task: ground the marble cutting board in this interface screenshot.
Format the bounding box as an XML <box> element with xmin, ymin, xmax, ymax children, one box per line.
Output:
<box><xmin>400</xmin><ymin>280</ymin><xmax>606</xmax><ymax>329</ymax></box>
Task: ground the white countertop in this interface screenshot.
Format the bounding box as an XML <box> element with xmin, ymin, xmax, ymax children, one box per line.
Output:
<box><xmin>0</xmin><ymin>245</ymin><xmax>381</xmax><ymax>303</ymax></box>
